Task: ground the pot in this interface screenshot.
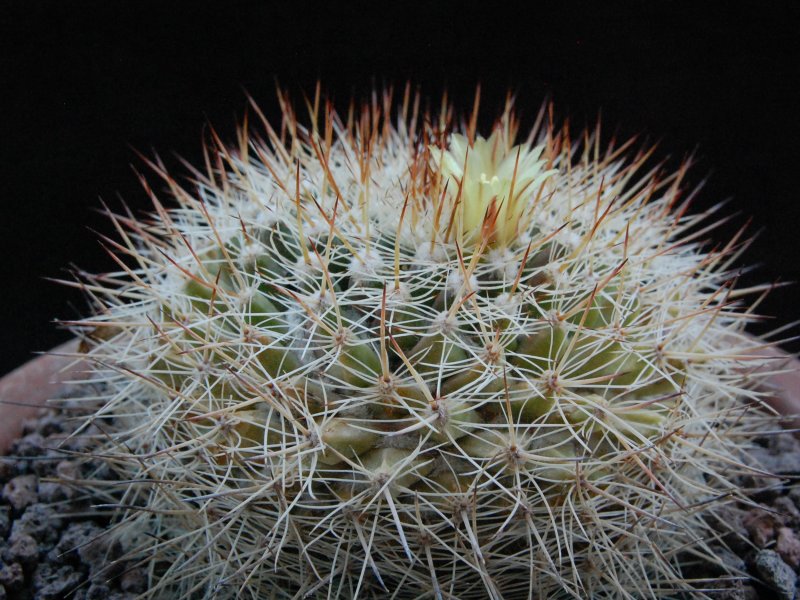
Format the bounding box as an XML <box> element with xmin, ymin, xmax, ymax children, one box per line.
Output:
<box><xmin>0</xmin><ymin>339</ymin><xmax>86</xmax><ymax>452</ymax></box>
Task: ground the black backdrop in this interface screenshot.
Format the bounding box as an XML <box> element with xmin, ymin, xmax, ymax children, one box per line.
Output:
<box><xmin>2</xmin><ymin>1</ymin><xmax>799</xmax><ymax>374</ymax></box>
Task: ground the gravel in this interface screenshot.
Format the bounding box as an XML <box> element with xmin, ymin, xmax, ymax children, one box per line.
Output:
<box><xmin>702</xmin><ymin>428</ymin><xmax>800</xmax><ymax>600</ymax></box>
<box><xmin>2</xmin><ymin>399</ymin><xmax>800</xmax><ymax>599</ymax></box>
<box><xmin>1</xmin><ymin>403</ymin><xmax>139</xmax><ymax>600</ymax></box>
<box><xmin>2</xmin><ymin>476</ymin><xmax>38</xmax><ymax>512</ymax></box>
<box><xmin>754</xmin><ymin>549</ymin><xmax>798</xmax><ymax>600</ymax></box>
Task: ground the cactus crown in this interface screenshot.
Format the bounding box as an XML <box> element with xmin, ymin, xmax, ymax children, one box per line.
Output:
<box><xmin>68</xmin><ymin>88</ymin><xmax>774</xmax><ymax>599</ymax></box>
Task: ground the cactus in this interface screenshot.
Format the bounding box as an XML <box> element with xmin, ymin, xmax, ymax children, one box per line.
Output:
<box><xmin>66</xmin><ymin>88</ymin><xmax>778</xmax><ymax>599</ymax></box>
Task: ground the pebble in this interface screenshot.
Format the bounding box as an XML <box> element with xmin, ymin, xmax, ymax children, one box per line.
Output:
<box><xmin>56</xmin><ymin>459</ymin><xmax>80</xmax><ymax>482</ymax></box>
<box><xmin>32</xmin><ymin>450</ymin><xmax>67</xmax><ymax>477</ymax></box>
<box><xmin>754</xmin><ymin>549</ymin><xmax>797</xmax><ymax>600</ymax></box>
<box><xmin>0</xmin><ymin>460</ymin><xmax>14</xmax><ymax>480</ymax></box>
<box><xmin>36</xmin><ymin>414</ymin><xmax>65</xmax><ymax>437</ymax></box>
<box><xmin>4</xmin><ymin>531</ymin><xmax>39</xmax><ymax>565</ymax></box>
<box><xmin>11</xmin><ymin>503</ymin><xmax>62</xmax><ymax>545</ymax></box>
<box><xmin>0</xmin><ymin>562</ymin><xmax>24</xmax><ymax>591</ymax></box>
<box><xmin>776</xmin><ymin>527</ymin><xmax>800</xmax><ymax>571</ymax></box>
<box><xmin>744</xmin><ymin>510</ymin><xmax>780</xmax><ymax>547</ymax></box>
<box><xmin>119</xmin><ymin>566</ymin><xmax>148</xmax><ymax>593</ymax></box>
<box><xmin>767</xmin><ymin>432</ymin><xmax>800</xmax><ymax>457</ymax></box>
<box><xmin>56</xmin><ymin>520</ymin><xmax>108</xmax><ymax>565</ymax></box>
<box><xmin>707</xmin><ymin>545</ymin><xmax>747</xmax><ymax>574</ymax></box>
<box><xmin>775</xmin><ymin>495</ymin><xmax>800</xmax><ymax>526</ymax></box>
<box><xmin>33</xmin><ymin>563</ymin><xmax>83</xmax><ymax>600</ymax></box>
<box><xmin>37</xmin><ymin>480</ymin><xmax>70</xmax><ymax>503</ymax></box>
<box><xmin>2</xmin><ymin>474</ymin><xmax>38</xmax><ymax>510</ymax></box>
<box><xmin>11</xmin><ymin>432</ymin><xmax>45</xmax><ymax>458</ymax></box>
<box><xmin>72</xmin><ymin>583</ymin><xmax>137</xmax><ymax>600</ymax></box>
<box><xmin>749</xmin><ymin>443</ymin><xmax>800</xmax><ymax>476</ymax></box>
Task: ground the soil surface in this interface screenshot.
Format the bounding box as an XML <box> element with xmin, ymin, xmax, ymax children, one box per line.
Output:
<box><xmin>1</xmin><ymin>396</ymin><xmax>144</xmax><ymax>600</ymax></box>
<box><xmin>2</xmin><ymin>399</ymin><xmax>800</xmax><ymax>599</ymax></box>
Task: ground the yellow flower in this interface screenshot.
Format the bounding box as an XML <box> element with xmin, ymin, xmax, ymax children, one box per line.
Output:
<box><xmin>431</xmin><ymin>131</ymin><xmax>555</xmax><ymax>245</ymax></box>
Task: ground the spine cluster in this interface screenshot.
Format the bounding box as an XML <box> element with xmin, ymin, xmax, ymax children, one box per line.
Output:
<box><xmin>66</xmin><ymin>88</ymin><xmax>776</xmax><ymax>599</ymax></box>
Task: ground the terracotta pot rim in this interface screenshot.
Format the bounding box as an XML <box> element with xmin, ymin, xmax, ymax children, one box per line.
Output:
<box><xmin>0</xmin><ymin>339</ymin><xmax>88</xmax><ymax>453</ymax></box>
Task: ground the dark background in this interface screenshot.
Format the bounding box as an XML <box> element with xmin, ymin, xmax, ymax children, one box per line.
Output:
<box><xmin>2</xmin><ymin>1</ymin><xmax>799</xmax><ymax>374</ymax></box>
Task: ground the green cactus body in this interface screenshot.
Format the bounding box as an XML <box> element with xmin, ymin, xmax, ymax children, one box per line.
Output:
<box><xmin>71</xmin><ymin>90</ymin><xmax>775</xmax><ymax>599</ymax></box>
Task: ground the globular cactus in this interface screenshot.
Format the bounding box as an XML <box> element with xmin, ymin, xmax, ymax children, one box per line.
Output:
<box><xmin>67</xmin><ymin>88</ymin><xmax>777</xmax><ymax>599</ymax></box>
